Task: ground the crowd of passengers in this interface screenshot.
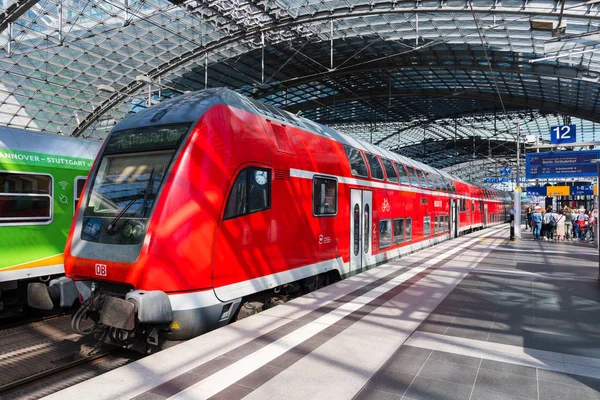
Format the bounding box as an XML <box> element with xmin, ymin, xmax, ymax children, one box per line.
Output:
<box><xmin>525</xmin><ymin>205</ymin><xmax>598</xmax><ymax>241</ymax></box>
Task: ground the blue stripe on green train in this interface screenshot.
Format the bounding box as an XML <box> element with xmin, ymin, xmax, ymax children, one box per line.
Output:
<box><xmin>0</xmin><ymin>126</ymin><xmax>101</xmax><ymax>317</ymax></box>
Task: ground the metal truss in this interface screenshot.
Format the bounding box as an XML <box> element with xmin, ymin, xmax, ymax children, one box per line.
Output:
<box><xmin>1</xmin><ymin>0</ymin><xmax>600</xmax><ymax>173</ymax></box>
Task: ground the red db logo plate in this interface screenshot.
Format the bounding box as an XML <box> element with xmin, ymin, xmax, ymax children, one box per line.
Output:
<box><xmin>95</xmin><ymin>264</ymin><xmax>107</xmax><ymax>276</ymax></box>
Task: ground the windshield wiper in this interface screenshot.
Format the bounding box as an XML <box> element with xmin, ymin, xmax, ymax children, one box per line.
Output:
<box><xmin>141</xmin><ymin>168</ymin><xmax>156</xmax><ymax>218</ymax></box>
<box><xmin>106</xmin><ymin>168</ymin><xmax>156</xmax><ymax>235</ymax></box>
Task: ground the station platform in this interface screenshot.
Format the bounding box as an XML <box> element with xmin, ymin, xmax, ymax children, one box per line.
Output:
<box><xmin>44</xmin><ymin>226</ymin><xmax>600</xmax><ymax>400</ymax></box>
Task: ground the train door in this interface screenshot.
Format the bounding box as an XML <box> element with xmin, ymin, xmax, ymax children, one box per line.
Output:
<box><xmin>450</xmin><ymin>199</ymin><xmax>458</xmax><ymax>238</ymax></box>
<box><xmin>483</xmin><ymin>204</ymin><xmax>488</xmax><ymax>227</ymax></box>
<box><xmin>350</xmin><ymin>189</ymin><xmax>373</xmax><ymax>272</ymax></box>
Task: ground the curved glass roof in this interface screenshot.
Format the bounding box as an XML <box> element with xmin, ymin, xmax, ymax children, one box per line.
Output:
<box><xmin>2</xmin><ymin>0</ymin><xmax>600</xmax><ymax>179</ymax></box>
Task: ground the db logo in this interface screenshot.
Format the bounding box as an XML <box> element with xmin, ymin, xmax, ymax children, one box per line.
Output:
<box><xmin>95</xmin><ymin>264</ymin><xmax>107</xmax><ymax>276</ymax></box>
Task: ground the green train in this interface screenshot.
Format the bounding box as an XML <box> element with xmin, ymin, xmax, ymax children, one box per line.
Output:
<box><xmin>0</xmin><ymin>126</ymin><xmax>101</xmax><ymax>317</ymax></box>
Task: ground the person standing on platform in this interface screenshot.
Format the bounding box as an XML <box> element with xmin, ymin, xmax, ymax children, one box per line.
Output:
<box><xmin>532</xmin><ymin>207</ymin><xmax>543</xmax><ymax>240</ymax></box>
<box><xmin>564</xmin><ymin>207</ymin><xmax>573</xmax><ymax>240</ymax></box>
<box><xmin>576</xmin><ymin>209</ymin><xmax>588</xmax><ymax>239</ymax></box>
<box><xmin>525</xmin><ymin>207</ymin><xmax>532</xmax><ymax>231</ymax></box>
<box><xmin>555</xmin><ymin>210</ymin><xmax>566</xmax><ymax>241</ymax></box>
<box><xmin>544</xmin><ymin>206</ymin><xmax>556</xmax><ymax>241</ymax></box>
<box><xmin>540</xmin><ymin>208</ymin><xmax>547</xmax><ymax>240</ymax></box>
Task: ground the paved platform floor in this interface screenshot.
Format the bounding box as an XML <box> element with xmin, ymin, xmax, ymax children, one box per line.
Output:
<box><xmin>360</xmin><ymin>230</ymin><xmax>600</xmax><ymax>400</ymax></box>
<box><xmin>44</xmin><ymin>227</ymin><xmax>600</xmax><ymax>400</ymax></box>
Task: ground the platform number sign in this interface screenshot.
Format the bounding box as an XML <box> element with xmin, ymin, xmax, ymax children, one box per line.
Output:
<box><xmin>550</xmin><ymin>124</ymin><xmax>576</xmax><ymax>145</ymax></box>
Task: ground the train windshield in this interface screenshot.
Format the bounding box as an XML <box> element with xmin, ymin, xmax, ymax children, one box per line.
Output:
<box><xmin>85</xmin><ymin>151</ymin><xmax>173</xmax><ymax>218</ymax></box>
<box><xmin>80</xmin><ymin>124</ymin><xmax>189</xmax><ymax>244</ymax></box>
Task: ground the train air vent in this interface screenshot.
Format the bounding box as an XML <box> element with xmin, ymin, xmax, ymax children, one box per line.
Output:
<box><xmin>274</xmin><ymin>169</ymin><xmax>290</xmax><ymax>180</ymax></box>
<box><xmin>269</xmin><ymin>122</ymin><xmax>296</xmax><ymax>155</ymax></box>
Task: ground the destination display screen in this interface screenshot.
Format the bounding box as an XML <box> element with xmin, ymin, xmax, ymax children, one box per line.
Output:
<box><xmin>526</xmin><ymin>151</ymin><xmax>600</xmax><ymax>179</ymax></box>
<box><xmin>104</xmin><ymin>124</ymin><xmax>190</xmax><ymax>154</ymax></box>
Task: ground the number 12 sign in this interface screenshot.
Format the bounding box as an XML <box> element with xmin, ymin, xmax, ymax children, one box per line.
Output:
<box><xmin>550</xmin><ymin>124</ymin><xmax>576</xmax><ymax>145</ymax></box>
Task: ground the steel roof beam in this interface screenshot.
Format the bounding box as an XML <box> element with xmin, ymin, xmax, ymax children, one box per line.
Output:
<box><xmin>282</xmin><ymin>89</ymin><xmax>600</xmax><ymax>124</ymax></box>
<box><xmin>250</xmin><ymin>62</ymin><xmax>594</xmax><ymax>100</ymax></box>
<box><xmin>72</xmin><ymin>2</ymin><xmax>600</xmax><ymax>136</ymax></box>
<box><xmin>0</xmin><ymin>0</ymin><xmax>39</xmax><ymax>34</ymax></box>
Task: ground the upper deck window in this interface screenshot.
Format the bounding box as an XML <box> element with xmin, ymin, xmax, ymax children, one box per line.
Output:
<box><xmin>0</xmin><ymin>171</ymin><xmax>52</xmax><ymax>224</ymax></box>
<box><xmin>381</xmin><ymin>159</ymin><xmax>398</xmax><ymax>183</ymax></box>
<box><xmin>394</xmin><ymin>162</ymin><xmax>411</xmax><ymax>186</ymax></box>
<box><xmin>426</xmin><ymin>173</ymin><xmax>435</xmax><ymax>190</ymax></box>
<box><xmin>417</xmin><ymin>169</ymin><xmax>428</xmax><ymax>189</ymax></box>
<box><xmin>433</xmin><ymin>175</ymin><xmax>441</xmax><ymax>191</ymax></box>
<box><xmin>365</xmin><ymin>153</ymin><xmax>384</xmax><ymax>180</ymax></box>
<box><xmin>343</xmin><ymin>145</ymin><xmax>368</xmax><ymax>178</ymax></box>
<box><xmin>407</xmin><ymin>166</ymin><xmax>420</xmax><ymax>188</ymax></box>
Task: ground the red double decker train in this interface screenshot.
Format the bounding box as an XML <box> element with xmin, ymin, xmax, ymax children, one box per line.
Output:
<box><xmin>28</xmin><ymin>88</ymin><xmax>510</xmax><ymax>350</ymax></box>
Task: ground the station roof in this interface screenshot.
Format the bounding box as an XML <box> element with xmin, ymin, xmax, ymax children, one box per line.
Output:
<box><xmin>1</xmin><ymin>0</ymin><xmax>600</xmax><ymax>181</ymax></box>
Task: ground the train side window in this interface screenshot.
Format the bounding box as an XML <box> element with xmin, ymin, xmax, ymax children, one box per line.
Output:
<box><xmin>75</xmin><ymin>177</ymin><xmax>86</xmax><ymax>200</ymax></box>
<box><xmin>393</xmin><ymin>218</ymin><xmax>404</xmax><ymax>245</ymax></box>
<box><xmin>426</xmin><ymin>173</ymin><xmax>435</xmax><ymax>190</ymax></box>
<box><xmin>434</xmin><ymin>215</ymin><xmax>439</xmax><ymax>234</ymax></box>
<box><xmin>433</xmin><ymin>175</ymin><xmax>442</xmax><ymax>191</ymax></box>
<box><xmin>424</xmin><ymin>216</ymin><xmax>431</xmax><ymax>237</ymax></box>
<box><xmin>394</xmin><ymin>162</ymin><xmax>410</xmax><ymax>186</ymax></box>
<box><xmin>224</xmin><ymin>167</ymin><xmax>271</xmax><ymax>220</ymax></box>
<box><xmin>407</xmin><ymin>167</ymin><xmax>420</xmax><ymax>188</ymax></box>
<box><xmin>379</xmin><ymin>219</ymin><xmax>392</xmax><ymax>249</ymax></box>
<box><xmin>74</xmin><ymin>176</ymin><xmax>87</xmax><ymax>215</ymax></box>
<box><xmin>416</xmin><ymin>169</ymin><xmax>428</xmax><ymax>189</ymax></box>
<box><xmin>313</xmin><ymin>176</ymin><xmax>337</xmax><ymax>216</ymax></box>
<box><xmin>406</xmin><ymin>218</ymin><xmax>412</xmax><ymax>242</ymax></box>
<box><xmin>381</xmin><ymin>159</ymin><xmax>398</xmax><ymax>183</ymax></box>
<box><xmin>0</xmin><ymin>171</ymin><xmax>52</xmax><ymax>224</ymax></box>
<box><xmin>343</xmin><ymin>145</ymin><xmax>368</xmax><ymax>178</ymax></box>
<box><xmin>365</xmin><ymin>153</ymin><xmax>384</xmax><ymax>180</ymax></box>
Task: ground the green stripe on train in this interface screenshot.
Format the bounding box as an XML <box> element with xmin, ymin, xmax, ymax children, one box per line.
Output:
<box><xmin>0</xmin><ymin>149</ymin><xmax>93</xmax><ymax>169</ymax></box>
<box><xmin>0</xmin><ymin>156</ymin><xmax>92</xmax><ymax>271</ymax></box>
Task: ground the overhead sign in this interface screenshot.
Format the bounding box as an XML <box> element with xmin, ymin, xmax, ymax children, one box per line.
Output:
<box><xmin>483</xmin><ymin>177</ymin><xmax>526</xmax><ymax>183</ymax></box>
<box><xmin>526</xmin><ymin>150</ymin><xmax>600</xmax><ymax>179</ymax></box>
<box><xmin>526</xmin><ymin>187</ymin><xmax>546</xmax><ymax>196</ymax></box>
<box><xmin>526</xmin><ymin>185</ymin><xmax>598</xmax><ymax>196</ymax></box>
<box><xmin>572</xmin><ymin>185</ymin><xmax>595</xmax><ymax>196</ymax></box>
<box><xmin>547</xmin><ymin>186</ymin><xmax>570</xmax><ymax>196</ymax></box>
<box><xmin>550</xmin><ymin>124</ymin><xmax>576</xmax><ymax>145</ymax></box>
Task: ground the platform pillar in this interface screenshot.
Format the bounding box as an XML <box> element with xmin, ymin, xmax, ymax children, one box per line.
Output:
<box><xmin>514</xmin><ymin>189</ymin><xmax>521</xmax><ymax>241</ymax></box>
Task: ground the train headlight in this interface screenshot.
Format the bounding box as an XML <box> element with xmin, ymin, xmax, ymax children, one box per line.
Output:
<box><xmin>123</xmin><ymin>220</ymin><xmax>144</xmax><ymax>239</ymax></box>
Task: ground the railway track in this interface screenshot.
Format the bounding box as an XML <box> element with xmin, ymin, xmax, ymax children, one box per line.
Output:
<box><xmin>0</xmin><ymin>315</ymin><xmax>141</xmax><ymax>399</ymax></box>
<box><xmin>0</xmin><ymin>312</ymin><xmax>68</xmax><ymax>333</ymax></box>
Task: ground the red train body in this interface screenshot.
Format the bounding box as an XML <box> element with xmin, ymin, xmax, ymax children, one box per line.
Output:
<box><xmin>28</xmin><ymin>89</ymin><xmax>510</xmax><ymax>348</ymax></box>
